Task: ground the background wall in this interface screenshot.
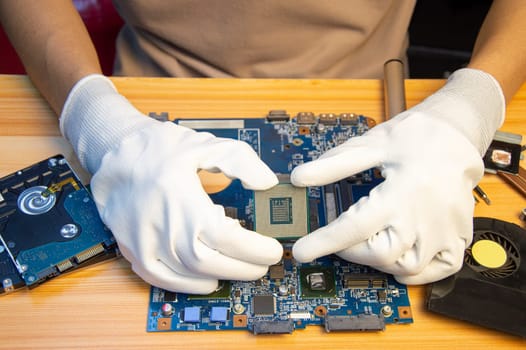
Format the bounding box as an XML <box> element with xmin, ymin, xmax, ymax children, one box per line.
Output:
<box><xmin>407</xmin><ymin>0</ymin><xmax>492</xmax><ymax>78</ymax></box>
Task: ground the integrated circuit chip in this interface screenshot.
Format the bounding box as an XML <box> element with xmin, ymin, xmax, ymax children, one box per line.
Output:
<box><xmin>163</xmin><ymin>291</ymin><xmax>177</xmax><ymax>302</ymax></box>
<box><xmin>269</xmin><ymin>197</ymin><xmax>293</xmax><ymax>224</ymax></box>
<box><xmin>269</xmin><ymin>264</ymin><xmax>285</xmax><ymax>280</ymax></box>
<box><xmin>254</xmin><ymin>182</ymin><xmax>308</xmax><ymax>240</ymax></box>
<box><xmin>252</xmin><ymin>295</ymin><xmax>276</xmax><ymax>316</ymax></box>
<box><xmin>300</xmin><ymin>266</ymin><xmax>336</xmax><ymax>298</ymax></box>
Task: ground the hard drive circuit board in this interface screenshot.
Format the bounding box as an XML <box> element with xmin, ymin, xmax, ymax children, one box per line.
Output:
<box><xmin>147</xmin><ymin>111</ymin><xmax>413</xmax><ymax>334</ymax></box>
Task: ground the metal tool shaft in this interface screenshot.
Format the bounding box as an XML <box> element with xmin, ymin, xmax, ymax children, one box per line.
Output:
<box><xmin>383</xmin><ymin>59</ymin><xmax>407</xmax><ymax>121</ymax></box>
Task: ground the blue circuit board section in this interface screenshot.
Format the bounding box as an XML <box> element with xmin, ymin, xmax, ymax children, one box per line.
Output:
<box><xmin>179</xmin><ymin>111</ymin><xmax>371</xmax><ymax>174</ymax></box>
<box><xmin>177</xmin><ymin>111</ymin><xmax>383</xmax><ymax>237</ymax></box>
<box><xmin>149</xmin><ymin>244</ymin><xmax>412</xmax><ymax>333</ymax></box>
<box><xmin>147</xmin><ymin>111</ymin><xmax>413</xmax><ymax>334</ymax></box>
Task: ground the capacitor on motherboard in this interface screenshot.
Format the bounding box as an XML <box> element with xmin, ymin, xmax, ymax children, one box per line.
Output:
<box><xmin>161</xmin><ymin>303</ymin><xmax>174</xmax><ymax>316</ymax></box>
<box><xmin>278</xmin><ymin>284</ymin><xmax>289</xmax><ymax>296</ymax></box>
<box><xmin>233</xmin><ymin>303</ymin><xmax>245</xmax><ymax>314</ymax></box>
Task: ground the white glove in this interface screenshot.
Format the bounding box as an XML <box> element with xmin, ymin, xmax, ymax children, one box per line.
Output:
<box><xmin>291</xmin><ymin>68</ymin><xmax>505</xmax><ymax>284</ymax></box>
<box><xmin>60</xmin><ymin>75</ymin><xmax>283</xmax><ymax>294</ymax></box>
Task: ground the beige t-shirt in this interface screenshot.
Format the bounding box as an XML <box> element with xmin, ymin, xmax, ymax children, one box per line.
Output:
<box><xmin>112</xmin><ymin>0</ymin><xmax>416</xmax><ymax>78</ymax></box>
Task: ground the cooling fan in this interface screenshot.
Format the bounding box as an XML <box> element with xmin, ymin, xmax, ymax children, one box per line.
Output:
<box><xmin>426</xmin><ymin>217</ymin><xmax>526</xmax><ymax>338</ymax></box>
<box><xmin>464</xmin><ymin>226</ymin><xmax>521</xmax><ymax>279</ymax></box>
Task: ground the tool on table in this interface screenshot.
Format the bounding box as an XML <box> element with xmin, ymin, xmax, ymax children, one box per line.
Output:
<box><xmin>383</xmin><ymin>59</ymin><xmax>407</xmax><ymax>121</ymax></box>
<box><xmin>483</xmin><ymin>130</ymin><xmax>525</xmax><ymax>197</ymax></box>
<box><xmin>498</xmin><ymin>165</ymin><xmax>526</xmax><ymax>199</ymax></box>
<box><xmin>474</xmin><ymin>185</ymin><xmax>491</xmax><ymax>205</ymax></box>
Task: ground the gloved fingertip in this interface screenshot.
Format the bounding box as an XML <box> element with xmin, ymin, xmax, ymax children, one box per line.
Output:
<box><xmin>248</xmin><ymin>235</ymin><xmax>284</xmax><ymax>265</ymax></box>
<box><xmin>190</xmin><ymin>281</ymin><xmax>221</xmax><ymax>295</ymax></box>
<box><xmin>291</xmin><ymin>242</ymin><xmax>316</xmax><ymax>263</ymax></box>
<box><xmin>156</xmin><ymin>279</ymin><xmax>219</xmax><ymax>295</ymax></box>
<box><xmin>392</xmin><ymin>274</ymin><xmax>424</xmax><ymax>286</ymax></box>
<box><xmin>241</xmin><ymin>170</ymin><xmax>279</xmax><ymax>190</ymax></box>
<box><xmin>393</xmin><ymin>271</ymin><xmax>448</xmax><ymax>286</ymax></box>
<box><xmin>268</xmin><ymin>238</ymin><xmax>285</xmax><ymax>264</ymax></box>
<box><xmin>235</xmin><ymin>264</ymin><xmax>275</xmax><ymax>282</ymax></box>
<box><xmin>290</xmin><ymin>165</ymin><xmax>314</xmax><ymax>187</ymax></box>
<box><xmin>162</xmin><ymin>278</ymin><xmax>219</xmax><ymax>295</ymax></box>
<box><xmin>131</xmin><ymin>261</ymin><xmax>219</xmax><ymax>294</ymax></box>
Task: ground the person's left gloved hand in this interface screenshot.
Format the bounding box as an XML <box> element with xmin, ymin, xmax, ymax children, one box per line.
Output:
<box><xmin>291</xmin><ymin>68</ymin><xmax>505</xmax><ymax>284</ymax></box>
<box><xmin>60</xmin><ymin>74</ymin><xmax>283</xmax><ymax>294</ymax></box>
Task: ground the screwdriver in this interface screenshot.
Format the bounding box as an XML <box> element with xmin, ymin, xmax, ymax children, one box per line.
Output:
<box><xmin>474</xmin><ymin>185</ymin><xmax>491</xmax><ymax>205</ymax></box>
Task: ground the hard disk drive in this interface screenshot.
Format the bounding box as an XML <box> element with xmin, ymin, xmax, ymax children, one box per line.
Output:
<box><xmin>0</xmin><ymin>155</ymin><xmax>117</xmax><ymax>294</ymax></box>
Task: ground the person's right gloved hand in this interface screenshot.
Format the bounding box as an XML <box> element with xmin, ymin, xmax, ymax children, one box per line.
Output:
<box><xmin>60</xmin><ymin>74</ymin><xmax>283</xmax><ymax>294</ymax></box>
<box><xmin>290</xmin><ymin>68</ymin><xmax>504</xmax><ymax>285</ymax></box>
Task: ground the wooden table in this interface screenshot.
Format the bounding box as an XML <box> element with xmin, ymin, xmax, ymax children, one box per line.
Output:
<box><xmin>0</xmin><ymin>75</ymin><xmax>525</xmax><ymax>349</ymax></box>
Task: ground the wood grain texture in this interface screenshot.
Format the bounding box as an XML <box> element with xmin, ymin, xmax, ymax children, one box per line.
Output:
<box><xmin>0</xmin><ymin>75</ymin><xmax>525</xmax><ymax>349</ymax></box>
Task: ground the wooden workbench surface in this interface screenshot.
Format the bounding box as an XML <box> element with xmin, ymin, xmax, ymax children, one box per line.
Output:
<box><xmin>0</xmin><ymin>75</ymin><xmax>525</xmax><ymax>349</ymax></box>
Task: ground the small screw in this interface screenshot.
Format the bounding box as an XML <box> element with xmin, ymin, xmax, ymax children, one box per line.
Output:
<box><xmin>61</xmin><ymin>224</ymin><xmax>79</xmax><ymax>238</ymax></box>
<box><xmin>381</xmin><ymin>305</ymin><xmax>393</xmax><ymax>317</ymax></box>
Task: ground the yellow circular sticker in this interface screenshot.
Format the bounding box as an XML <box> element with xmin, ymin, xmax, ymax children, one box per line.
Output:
<box><xmin>472</xmin><ymin>239</ymin><xmax>507</xmax><ymax>269</ymax></box>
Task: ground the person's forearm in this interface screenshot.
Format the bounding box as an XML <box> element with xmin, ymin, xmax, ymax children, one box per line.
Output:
<box><xmin>0</xmin><ymin>0</ymin><xmax>102</xmax><ymax>114</ymax></box>
<box><xmin>468</xmin><ymin>0</ymin><xmax>526</xmax><ymax>103</ymax></box>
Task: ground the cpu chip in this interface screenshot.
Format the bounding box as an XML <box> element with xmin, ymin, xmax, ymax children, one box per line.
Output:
<box><xmin>254</xmin><ymin>182</ymin><xmax>308</xmax><ymax>240</ymax></box>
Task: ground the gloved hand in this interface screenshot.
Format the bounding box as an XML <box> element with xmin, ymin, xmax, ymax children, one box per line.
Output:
<box><xmin>291</xmin><ymin>68</ymin><xmax>505</xmax><ymax>284</ymax></box>
<box><xmin>60</xmin><ymin>74</ymin><xmax>283</xmax><ymax>294</ymax></box>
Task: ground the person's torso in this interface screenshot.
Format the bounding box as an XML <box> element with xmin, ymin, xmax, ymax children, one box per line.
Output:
<box><xmin>112</xmin><ymin>0</ymin><xmax>416</xmax><ymax>78</ymax></box>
